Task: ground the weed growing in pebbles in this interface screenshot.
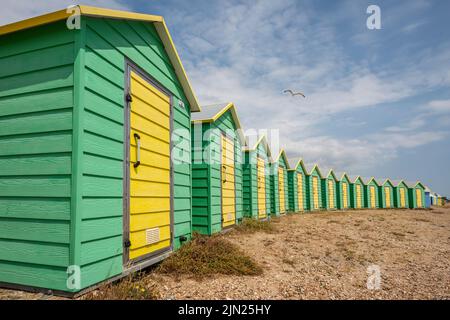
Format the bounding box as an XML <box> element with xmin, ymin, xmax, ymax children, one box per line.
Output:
<box><xmin>157</xmin><ymin>234</ymin><xmax>263</xmax><ymax>279</ymax></box>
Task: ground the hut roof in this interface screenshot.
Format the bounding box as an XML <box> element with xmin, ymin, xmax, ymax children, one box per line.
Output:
<box><xmin>191</xmin><ymin>103</ymin><xmax>245</xmax><ymax>145</ymax></box>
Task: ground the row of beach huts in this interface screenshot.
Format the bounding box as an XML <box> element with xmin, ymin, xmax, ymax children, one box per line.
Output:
<box><xmin>0</xmin><ymin>6</ymin><xmax>445</xmax><ymax>296</ymax></box>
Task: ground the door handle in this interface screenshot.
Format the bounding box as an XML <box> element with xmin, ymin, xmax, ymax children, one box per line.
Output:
<box><xmin>134</xmin><ymin>133</ymin><xmax>141</xmax><ymax>168</ymax></box>
<box><xmin>222</xmin><ymin>165</ymin><xmax>227</xmax><ymax>183</ymax></box>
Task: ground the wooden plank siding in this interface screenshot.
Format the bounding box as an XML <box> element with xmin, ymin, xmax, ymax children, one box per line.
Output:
<box><xmin>191</xmin><ymin>111</ymin><xmax>243</xmax><ymax>235</ymax></box>
<box><xmin>242</xmin><ymin>141</ymin><xmax>270</xmax><ymax>219</ymax></box>
<box><xmin>243</xmin><ymin>151</ymin><xmax>258</xmax><ymax>218</ymax></box>
<box><xmin>0</xmin><ymin>21</ymin><xmax>75</xmax><ymax>291</ymax></box>
<box><xmin>288</xmin><ymin>166</ymin><xmax>307</xmax><ymax>212</ymax></box>
<box><xmin>76</xmin><ymin>16</ymin><xmax>193</xmax><ymax>288</ymax></box>
<box><xmin>287</xmin><ymin>170</ymin><xmax>298</xmax><ymax>212</ymax></box>
<box><xmin>270</xmin><ymin>155</ymin><xmax>289</xmax><ymax>216</ymax></box>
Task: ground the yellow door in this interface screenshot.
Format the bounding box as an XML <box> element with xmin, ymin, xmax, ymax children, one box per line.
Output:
<box><xmin>128</xmin><ymin>70</ymin><xmax>171</xmax><ymax>261</ymax></box>
<box><xmin>328</xmin><ymin>180</ymin><xmax>335</xmax><ymax>209</ymax></box>
<box><xmin>278</xmin><ymin>167</ymin><xmax>286</xmax><ymax>213</ymax></box>
<box><xmin>399</xmin><ymin>188</ymin><xmax>406</xmax><ymax>207</ymax></box>
<box><xmin>342</xmin><ymin>182</ymin><xmax>348</xmax><ymax>209</ymax></box>
<box><xmin>221</xmin><ymin>135</ymin><xmax>235</xmax><ymax>228</ymax></box>
<box><xmin>312</xmin><ymin>176</ymin><xmax>319</xmax><ymax>209</ymax></box>
<box><xmin>385</xmin><ymin>187</ymin><xmax>391</xmax><ymax>208</ymax></box>
<box><xmin>297</xmin><ymin>174</ymin><xmax>304</xmax><ymax>211</ymax></box>
<box><xmin>356</xmin><ymin>184</ymin><xmax>362</xmax><ymax>208</ymax></box>
<box><xmin>257</xmin><ymin>157</ymin><xmax>266</xmax><ymax>218</ymax></box>
<box><xmin>370</xmin><ymin>186</ymin><xmax>376</xmax><ymax>208</ymax></box>
<box><xmin>416</xmin><ymin>189</ymin><xmax>423</xmax><ymax>207</ymax></box>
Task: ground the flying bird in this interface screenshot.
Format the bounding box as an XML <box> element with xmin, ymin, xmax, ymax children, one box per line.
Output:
<box><xmin>283</xmin><ymin>89</ymin><xmax>306</xmax><ymax>98</ymax></box>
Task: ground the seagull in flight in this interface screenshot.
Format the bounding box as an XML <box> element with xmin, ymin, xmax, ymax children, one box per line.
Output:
<box><xmin>283</xmin><ymin>89</ymin><xmax>306</xmax><ymax>98</ymax></box>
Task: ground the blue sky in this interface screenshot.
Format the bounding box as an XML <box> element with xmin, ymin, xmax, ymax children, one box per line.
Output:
<box><xmin>2</xmin><ymin>0</ymin><xmax>450</xmax><ymax>195</ymax></box>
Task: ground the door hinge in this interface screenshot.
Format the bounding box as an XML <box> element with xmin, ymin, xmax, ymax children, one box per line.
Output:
<box><xmin>126</xmin><ymin>93</ymin><xmax>133</xmax><ymax>102</ymax></box>
<box><xmin>124</xmin><ymin>240</ymin><xmax>131</xmax><ymax>248</ymax></box>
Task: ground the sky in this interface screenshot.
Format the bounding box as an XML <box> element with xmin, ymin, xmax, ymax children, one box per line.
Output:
<box><xmin>2</xmin><ymin>0</ymin><xmax>450</xmax><ymax>196</ymax></box>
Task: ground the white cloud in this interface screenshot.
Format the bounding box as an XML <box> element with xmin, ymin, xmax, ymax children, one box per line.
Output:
<box><xmin>3</xmin><ymin>0</ymin><xmax>447</xmax><ymax>178</ymax></box>
<box><xmin>427</xmin><ymin>100</ymin><xmax>450</xmax><ymax>114</ymax></box>
<box><xmin>166</xmin><ymin>0</ymin><xmax>450</xmax><ymax>174</ymax></box>
<box><xmin>283</xmin><ymin>130</ymin><xmax>447</xmax><ymax>174</ymax></box>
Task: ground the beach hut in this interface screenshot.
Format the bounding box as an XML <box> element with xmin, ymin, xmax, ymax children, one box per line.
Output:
<box><xmin>349</xmin><ymin>176</ymin><xmax>365</xmax><ymax>209</ymax></box>
<box><xmin>431</xmin><ymin>193</ymin><xmax>438</xmax><ymax>206</ymax></box>
<box><xmin>269</xmin><ymin>150</ymin><xmax>290</xmax><ymax>216</ymax></box>
<box><xmin>405</xmin><ymin>181</ymin><xmax>426</xmax><ymax>209</ymax></box>
<box><xmin>191</xmin><ymin>103</ymin><xmax>245</xmax><ymax>235</ymax></box>
<box><xmin>363</xmin><ymin>177</ymin><xmax>380</xmax><ymax>209</ymax></box>
<box><xmin>320</xmin><ymin>168</ymin><xmax>339</xmax><ymax>210</ymax></box>
<box><xmin>378</xmin><ymin>179</ymin><xmax>395</xmax><ymax>209</ymax></box>
<box><xmin>336</xmin><ymin>173</ymin><xmax>351</xmax><ymax>210</ymax></box>
<box><xmin>287</xmin><ymin>159</ymin><xmax>308</xmax><ymax>212</ymax></box>
<box><xmin>424</xmin><ymin>186</ymin><xmax>432</xmax><ymax>208</ymax></box>
<box><xmin>435</xmin><ymin>194</ymin><xmax>443</xmax><ymax>206</ymax></box>
<box><xmin>0</xmin><ymin>6</ymin><xmax>200</xmax><ymax>294</ymax></box>
<box><xmin>305</xmin><ymin>164</ymin><xmax>323</xmax><ymax>211</ymax></box>
<box><xmin>242</xmin><ymin>136</ymin><xmax>272</xmax><ymax>219</ymax></box>
<box><xmin>391</xmin><ymin>180</ymin><xmax>410</xmax><ymax>209</ymax></box>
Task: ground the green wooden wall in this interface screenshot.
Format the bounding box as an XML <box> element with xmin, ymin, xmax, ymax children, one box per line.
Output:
<box><xmin>0</xmin><ymin>21</ymin><xmax>75</xmax><ymax>292</ymax></box>
<box><xmin>243</xmin><ymin>151</ymin><xmax>257</xmax><ymax>218</ymax></box>
<box><xmin>270</xmin><ymin>156</ymin><xmax>289</xmax><ymax>216</ymax></box>
<box><xmin>191</xmin><ymin>110</ymin><xmax>243</xmax><ymax>235</ymax></box>
<box><xmin>287</xmin><ymin>170</ymin><xmax>298</xmax><ymax>212</ymax></box>
<box><xmin>288</xmin><ymin>166</ymin><xmax>307</xmax><ymax>212</ymax></box>
<box><xmin>242</xmin><ymin>142</ymin><xmax>270</xmax><ymax>219</ymax></box>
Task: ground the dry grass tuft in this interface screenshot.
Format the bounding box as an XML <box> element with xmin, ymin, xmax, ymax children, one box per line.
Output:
<box><xmin>83</xmin><ymin>273</ymin><xmax>160</xmax><ymax>300</ymax></box>
<box><xmin>157</xmin><ymin>234</ymin><xmax>263</xmax><ymax>278</ymax></box>
<box><xmin>234</xmin><ymin>218</ymin><xmax>278</xmax><ymax>234</ymax></box>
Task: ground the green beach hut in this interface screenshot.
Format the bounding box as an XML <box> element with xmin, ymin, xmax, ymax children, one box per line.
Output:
<box><xmin>405</xmin><ymin>181</ymin><xmax>426</xmax><ymax>209</ymax></box>
<box><xmin>378</xmin><ymin>179</ymin><xmax>395</xmax><ymax>208</ymax></box>
<box><xmin>364</xmin><ymin>177</ymin><xmax>380</xmax><ymax>209</ymax></box>
<box><xmin>349</xmin><ymin>176</ymin><xmax>365</xmax><ymax>209</ymax></box>
<box><xmin>336</xmin><ymin>173</ymin><xmax>351</xmax><ymax>210</ymax></box>
<box><xmin>391</xmin><ymin>180</ymin><xmax>410</xmax><ymax>209</ymax></box>
<box><xmin>270</xmin><ymin>150</ymin><xmax>290</xmax><ymax>216</ymax></box>
<box><xmin>305</xmin><ymin>164</ymin><xmax>323</xmax><ymax>211</ymax></box>
<box><xmin>242</xmin><ymin>136</ymin><xmax>272</xmax><ymax>219</ymax></box>
<box><xmin>287</xmin><ymin>159</ymin><xmax>308</xmax><ymax>212</ymax></box>
<box><xmin>191</xmin><ymin>103</ymin><xmax>245</xmax><ymax>235</ymax></box>
<box><xmin>320</xmin><ymin>168</ymin><xmax>339</xmax><ymax>210</ymax></box>
<box><xmin>0</xmin><ymin>6</ymin><xmax>200</xmax><ymax>294</ymax></box>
